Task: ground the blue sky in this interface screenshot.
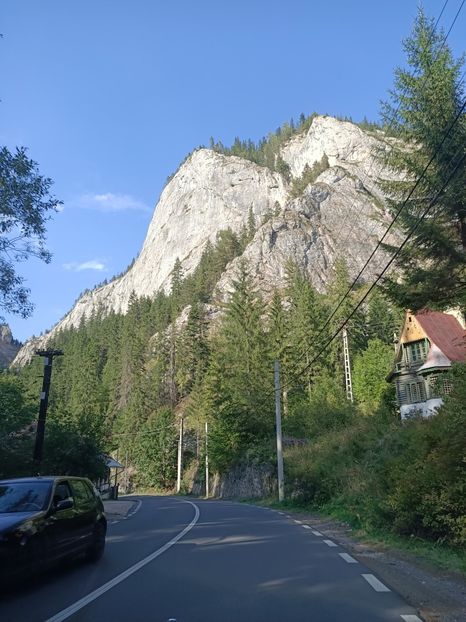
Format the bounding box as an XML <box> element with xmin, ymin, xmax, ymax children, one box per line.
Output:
<box><xmin>1</xmin><ymin>1</ymin><xmax>465</xmax><ymax>342</ymax></box>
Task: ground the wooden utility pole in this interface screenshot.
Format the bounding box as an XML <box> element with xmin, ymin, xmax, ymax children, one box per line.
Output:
<box><xmin>274</xmin><ymin>360</ymin><xmax>285</xmax><ymax>502</ymax></box>
<box><xmin>33</xmin><ymin>349</ymin><xmax>63</xmax><ymax>471</ymax></box>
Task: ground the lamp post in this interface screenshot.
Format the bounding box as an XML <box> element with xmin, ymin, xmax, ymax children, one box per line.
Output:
<box><xmin>33</xmin><ymin>349</ymin><xmax>63</xmax><ymax>471</ymax></box>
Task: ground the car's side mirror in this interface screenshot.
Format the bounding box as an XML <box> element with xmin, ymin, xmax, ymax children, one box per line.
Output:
<box><xmin>54</xmin><ymin>498</ymin><xmax>74</xmax><ymax>512</ymax></box>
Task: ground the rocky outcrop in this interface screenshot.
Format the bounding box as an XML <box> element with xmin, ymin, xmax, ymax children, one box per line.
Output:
<box><xmin>0</xmin><ymin>325</ymin><xmax>21</xmax><ymax>368</ymax></box>
<box><xmin>13</xmin><ymin>115</ymin><xmax>400</xmax><ymax>367</ymax></box>
<box><xmin>214</xmin><ymin>165</ymin><xmax>400</xmax><ymax>304</ymax></box>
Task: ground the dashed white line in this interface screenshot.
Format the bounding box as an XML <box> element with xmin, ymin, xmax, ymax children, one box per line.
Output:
<box><xmin>45</xmin><ymin>500</ymin><xmax>200</xmax><ymax>622</ymax></box>
<box><xmin>339</xmin><ymin>552</ymin><xmax>358</xmax><ymax>564</ymax></box>
<box><xmin>302</xmin><ymin>525</ymin><xmax>311</xmax><ymax>530</ymax></box>
<box><xmin>362</xmin><ymin>574</ymin><xmax>391</xmax><ymax>592</ymax></box>
<box><xmin>323</xmin><ymin>539</ymin><xmax>338</xmax><ymax>547</ymax></box>
<box><xmin>294</xmin><ymin>520</ymin><xmax>302</xmax><ymax>524</ymax></box>
<box><xmin>400</xmin><ymin>616</ymin><xmax>423</xmax><ymax>622</ymax></box>
<box><xmin>311</xmin><ymin>530</ymin><xmax>323</xmax><ymax>536</ymax></box>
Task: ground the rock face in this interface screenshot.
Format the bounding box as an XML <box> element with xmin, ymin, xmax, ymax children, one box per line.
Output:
<box><xmin>0</xmin><ymin>325</ymin><xmax>21</xmax><ymax>368</ymax></box>
<box><xmin>13</xmin><ymin>115</ymin><xmax>401</xmax><ymax>367</ymax></box>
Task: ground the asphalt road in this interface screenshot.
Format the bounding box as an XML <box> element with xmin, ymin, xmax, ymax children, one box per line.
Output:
<box><xmin>0</xmin><ymin>496</ymin><xmax>423</xmax><ymax>622</ymax></box>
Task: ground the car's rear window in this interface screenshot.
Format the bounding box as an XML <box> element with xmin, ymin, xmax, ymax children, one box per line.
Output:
<box><xmin>0</xmin><ymin>482</ymin><xmax>51</xmax><ymax>513</ymax></box>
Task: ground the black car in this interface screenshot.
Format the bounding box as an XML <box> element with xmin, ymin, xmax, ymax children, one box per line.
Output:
<box><xmin>0</xmin><ymin>476</ymin><xmax>107</xmax><ymax>585</ymax></box>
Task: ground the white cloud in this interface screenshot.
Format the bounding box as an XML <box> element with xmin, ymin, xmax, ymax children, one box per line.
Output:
<box><xmin>74</xmin><ymin>192</ymin><xmax>151</xmax><ymax>213</ymax></box>
<box><xmin>63</xmin><ymin>260</ymin><xmax>107</xmax><ymax>272</ymax></box>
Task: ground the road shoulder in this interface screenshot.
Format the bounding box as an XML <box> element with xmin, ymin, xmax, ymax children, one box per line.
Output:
<box><xmin>103</xmin><ymin>499</ymin><xmax>139</xmax><ymax>520</ymax></box>
<box><xmin>269</xmin><ymin>507</ymin><xmax>466</xmax><ymax>622</ymax></box>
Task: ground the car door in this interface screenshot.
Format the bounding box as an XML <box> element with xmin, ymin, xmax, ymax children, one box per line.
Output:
<box><xmin>69</xmin><ymin>479</ymin><xmax>97</xmax><ymax>551</ymax></box>
<box><xmin>43</xmin><ymin>480</ymin><xmax>78</xmax><ymax>561</ymax></box>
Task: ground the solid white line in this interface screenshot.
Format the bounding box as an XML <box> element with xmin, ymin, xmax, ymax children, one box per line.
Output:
<box><xmin>339</xmin><ymin>552</ymin><xmax>358</xmax><ymax>564</ymax></box>
<box><xmin>127</xmin><ymin>499</ymin><xmax>143</xmax><ymax>517</ymax></box>
<box><xmin>323</xmin><ymin>539</ymin><xmax>338</xmax><ymax>547</ymax></box>
<box><xmin>46</xmin><ymin>500</ymin><xmax>200</xmax><ymax>622</ymax></box>
<box><xmin>302</xmin><ymin>525</ymin><xmax>311</xmax><ymax>529</ymax></box>
<box><xmin>311</xmin><ymin>530</ymin><xmax>323</xmax><ymax>536</ymax></box>
<box><xmin>362</xmin><ymin>574</ymin><xmax>391</xmax><ymax>592</ymax></box>
<box><xmin>400</xmin><ymin>616</ymin><xmax>423</xmax><ymax>622</ymax></box>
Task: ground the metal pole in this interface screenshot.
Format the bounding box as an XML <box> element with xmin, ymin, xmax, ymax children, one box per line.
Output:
<box><xmin>274</xmin><ymin>360</ymin><xmax>285</xmax><ymax>502</ymax></box>
<box><xmin>176</xmin><ymin>416</ymin><xmax>184</xmax><ymax>493</ymax></box>
<box><xmin>33</xmin><ymin>349</ymin><xmax>63</xmax><ymax>470</ymax></box>
<box><xmin>205</xmin><ymin>421</ymin><xmax>209</xmax><ymax>499</ymax></box>
<box><xmin>342</xmin><ymin>328</ymin><xmax>354</xmax><ymax>403</ymax></box>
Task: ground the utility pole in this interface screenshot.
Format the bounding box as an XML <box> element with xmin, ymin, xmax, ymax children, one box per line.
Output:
<box><xmin>33</xmin><ymin>349</ymin><xmax>64</xmax><ymax>471</ymax></box>
<box><xmin>342</xmin><ymin>327</ymin><xmax>353</xmax><ymax>403</ymax></box>
<box><xmin>205</xmin><ymin>421</ymin><xmax>209</xmax><ymax>499</ymax></box>
<box><xmin>274</xmin><ymin>360</ymin><xmax>285</xmax><ymax>502</ymax></box>
<box><xmin>176</xmin><ymin>416</ymin><xmax>184</xmax><ymax>493</ymax></box>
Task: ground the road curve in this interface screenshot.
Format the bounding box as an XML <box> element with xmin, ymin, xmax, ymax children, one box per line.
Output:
<box><xmin>0</xmin><ymin>496</ymin><xmax>422</xmax><ymax>622</ymax></box>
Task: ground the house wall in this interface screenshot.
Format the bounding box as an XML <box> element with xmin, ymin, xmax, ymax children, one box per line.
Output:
<box><xmin>400</xmin><ymin>397</ymin><xmax>443</xmax><ymax>420</ymax></box>
<box><xmin>400</xmin><ymin>313</ymin><xmax>427</xmax><ymax>344</ymax></box>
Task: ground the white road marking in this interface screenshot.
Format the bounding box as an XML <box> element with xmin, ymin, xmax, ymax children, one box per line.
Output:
<box><xmin>323</xmin><ymin>539</ymin><xmax>338</xmax><ymax>547</ymax></box>
<box><xmin>362</xmin><ymin>573</ymin><xmax>391</xmax><ymax>592</ymax></box>
<box><xmin>127</xmin><ymin>499</ymin><xmax>143</xmax><ymax>517</ymax></box>
<box><xmin>278</xmin><ymin>512</ymin><xmax>284</xmax><ymax>515</ymax></box>
<box><xmin>45</xmin><ymin>500</ymin><xmax>200</xmax><ymax>622</ymax></box>
<box><xmin>302</xmin><ymin>525</ymin><xmax>311</xmax><ymax>529</ymax></box>
<box><xmin>400</xmin><ymin>616</ymin><xmax>423</xmax><ymax>622</ymax></box>
<box><xmin>311</xmin><ymin>530</ymin><xmax>323</xmax><ymax>536</ymax></box>
<box><xmin>294</xmin><ymin>520</ymin><xmax>302</xmax><ymax>524</ymax></box>
<box><xmin>339</xmin><ymin>552</ymin><xmax>358</xmax><ymax>564</ymax></box>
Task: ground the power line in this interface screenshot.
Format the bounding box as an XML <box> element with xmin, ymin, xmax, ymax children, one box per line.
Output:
<box><xmin>311</xmin><ymin>99</ymin><xmax>466</xmax><ymax>343</ymax></box>
<box><xmin>282</xmin><ymin>146</ymin><xmax>466</xmax><ymax>391</ymax></box>
<box><xmin>312</xmin><ymin>0</ymin><xmax>460</xmax><ymax>271</ymax></box>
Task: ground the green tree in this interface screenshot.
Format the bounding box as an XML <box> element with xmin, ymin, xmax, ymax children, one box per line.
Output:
<box><xmin>379</xmin><ymin>8</ymin><xmax>466</xmax><ymax>311</ymax></box>
<box><xmin>207</xmin><ymin>263</ymin><xmax>274</xmax><ymax>471</ymax></box>
<box><xmin>0</xmin><ymin>146</ymin><xmax>61</xmax><ymax>318</ymax></box>
<box><xmin>352</xmin><ymin>338</ymin><xmax>395</xmax><ymax>416</ymax></box>
<box><xmin>0</xmin><ymin>372</ymin><xmax>35</xmax><ymax>436</ymax></box>
<box><xmin>133</xmin><ymin>408</ymin><xmax>178</xmax><ymax>489</ymax></box>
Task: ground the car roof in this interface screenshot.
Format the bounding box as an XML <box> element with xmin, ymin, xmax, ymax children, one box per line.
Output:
<box><xmin>0</xmin><ymin>476</ymin><xmax>90</xmax><ymax>484</ymax></box>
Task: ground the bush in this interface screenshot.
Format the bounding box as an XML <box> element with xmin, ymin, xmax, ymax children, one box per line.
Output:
<box><xmin>285</xmin><ymin>365</ymin><xmax>466</xmax><ymax>548</ymax></box>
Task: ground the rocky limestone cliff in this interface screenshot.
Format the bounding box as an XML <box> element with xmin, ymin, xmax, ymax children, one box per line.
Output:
<box><xmin>0</xmin><ymin>325</ymin><xmax>21</xmax><ymax>368</ymax></box>
<box><xmin>12</xmin><ymin>115</ymin><xmax>399</xmax><ymax>367</ymax></box>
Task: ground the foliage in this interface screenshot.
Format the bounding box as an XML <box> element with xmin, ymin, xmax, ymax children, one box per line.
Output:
<box><xmin>285</xmin><ymin>364</ymin><xmax>466</xmax><ymax>548</ymax></box>
<box><xmin>205</xmin><ymin>263</ymin><xmax>274</xmax><ymax>472</ymax></box>
<box><xmin>132</xmin><ymin>408</ymin><xmax>178</xmax><ymax>489</ymax></box>
<box><xmin>290</xmin><ymin>155</ymin><xmax>329</xmax><ymax>198</ymax></box>
<box><xmin>209</xmin><ymin>113</ymin><xmax>318</xmax><ymax>176</ymax></box>
<box><xmin>379</xmin><ymin>8</ymin><xmax>466</xmax><ymax>311</ymax></box>
<box><xmin>353</xmin><ymin>339</ymin><xmax>395</xmax><ymax>416</ymax></box>
<box><xmin>0</xmin><ymin>372</ymin><xmax>35</xmax><ymax>436</ymax></box>
<box><xmin>0</xmin><ymin>146</ymin><xmax>61</xmax><ymax>319</ymax></box>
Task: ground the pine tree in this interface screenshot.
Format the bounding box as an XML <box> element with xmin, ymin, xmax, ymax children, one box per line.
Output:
<box><xmin>206</xmin><ymin>263</ymin><xmax>273</xmax><ymax>470</ymax></box>
<box><xmin>379</xmin><ymin>8</ymin><xmax>466</xmax><ymax>311</ymax></box>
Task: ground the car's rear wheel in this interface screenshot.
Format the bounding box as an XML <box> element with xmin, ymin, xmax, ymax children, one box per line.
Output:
<box><xmin>86</xmin><ymin>522</ymin><xmax>106</xmax><ymax>562</ymax></box>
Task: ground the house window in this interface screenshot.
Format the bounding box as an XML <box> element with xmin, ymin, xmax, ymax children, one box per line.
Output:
<box><xmin>406</xmin><ymin>340</ymin><xmax>428</xmax><ymax>364</ymax></box>
<box><xmin>428</xmin><ymin>375</ymin><xmax>439</xmax><ymax>398</ymax></box>
<box><xmin>406</xmin><ymin>381</ymin><xmax>426</xmax><ymax>404</ymax></box>
<box><xmin>442</xmin><ymin>378</ymin><xmax>453</xmax><ymax>395</ymax></box>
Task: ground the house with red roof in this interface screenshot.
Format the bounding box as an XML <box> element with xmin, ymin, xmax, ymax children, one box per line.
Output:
<box><xmin>388</xmin><ymin>309</ymin><xmax>466</xmax><ymax>419</ymax></box>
